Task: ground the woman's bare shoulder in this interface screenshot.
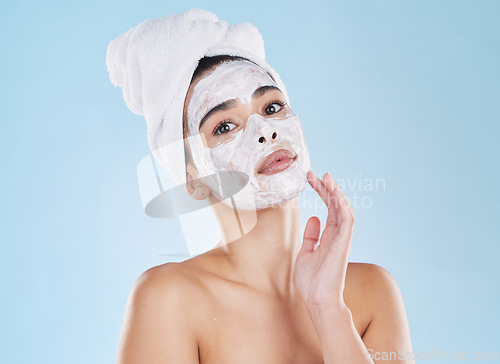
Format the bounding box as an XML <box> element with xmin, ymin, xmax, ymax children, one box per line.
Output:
<box><xmin>343</xmin><ymin>263</ymin><xmax>401</xmax><ymax>335</ymax></box>
<box><xmin>344</xmin><ymin>264</ymin><xmax>412</xmax><ymax>349</ymax></box>
<box><xmin>117</xmin><ymin>262</ymin><xmax>206</xmax><ymax>363</ymax></box>
<box><xmin>346</xmin><ymin>262</ymin><xmax>395</xmax><ymax>283</ymax></box>
<box><xmin>132</xmin><ymin>251</ymin><xmax>225</xmax><ymax>302</ymax></box>
<box><xmin>344</xmin><ymin>262</ymin><xmax>398</xmax><ymax>303</ymax></box>
<box><xmin>134</xmin><ymin>260</ymin><xmax>206</xmax><ymax>298</ymax></box>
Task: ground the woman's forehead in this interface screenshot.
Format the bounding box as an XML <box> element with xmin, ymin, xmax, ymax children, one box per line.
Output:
<box><xmin>196</xmin><ymin>60</ymin><xmax>276</xmax><ymax>101</ymax></box>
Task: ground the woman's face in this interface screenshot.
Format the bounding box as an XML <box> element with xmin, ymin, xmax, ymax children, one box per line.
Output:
<box><xmin>184</xmin><ymin>59</ymin><xmax>310</xmax><ymax>210</ymax></box>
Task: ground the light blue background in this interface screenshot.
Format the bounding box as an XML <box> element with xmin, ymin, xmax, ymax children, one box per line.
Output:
<box><xmin>1</xmin><ymin>0</ymin><xmax>498</xmax><ymax>362</ymax></box>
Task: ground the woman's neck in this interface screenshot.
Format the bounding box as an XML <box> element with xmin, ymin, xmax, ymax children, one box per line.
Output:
<box><xmin>211</xmin><ymin>197</ymin><xmax>302</xmax><ymax>297</ymax></box>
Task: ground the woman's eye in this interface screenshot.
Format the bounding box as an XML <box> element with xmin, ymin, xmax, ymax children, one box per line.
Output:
<box><xmin>264</xmin><ymin>102</ymin><xmax>284</xmax><ymax>115</ymax></box>
<box><xmin>214</xmin><ymin>121</ymin><xmax>237</xmax><ymax>135</ymax></box>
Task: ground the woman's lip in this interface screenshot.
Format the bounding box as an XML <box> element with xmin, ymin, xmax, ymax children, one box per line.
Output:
<box><xmin>256</xmin><ymin>149</ymin><xmax>297</xmax><ymax>175</ymax></box>
<box><xmin>259</xmin><ymin>157</ymin><xmax>296</xmax><ymax>175</ymax></box>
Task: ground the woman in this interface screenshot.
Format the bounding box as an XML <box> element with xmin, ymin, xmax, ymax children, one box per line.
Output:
<box><xmin>108</xmin><ymin>9</ymin><xmax>414</xmax><ymax>364</ymax></box>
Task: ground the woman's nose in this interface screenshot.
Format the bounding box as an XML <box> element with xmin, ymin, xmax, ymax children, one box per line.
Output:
<box><xmin>257</xmin><ymin>124</ymin><xmax>279</xmax><ymax>144</ymax></box>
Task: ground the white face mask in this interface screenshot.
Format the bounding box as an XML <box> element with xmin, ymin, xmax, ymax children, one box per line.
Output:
<box><xmin>186</xmin><ymin>60</ymin><xmax>311</xmax><ymax>211</ymax></box>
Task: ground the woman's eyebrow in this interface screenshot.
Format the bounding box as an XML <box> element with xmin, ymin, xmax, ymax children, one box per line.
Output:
<box><xmin>199</xmin><ymin>99</ymin><xmax>237</xmax><ymax>130</ymax></box>
<box><xmin>252</xmin><ymin>85</ymin><xmax>281</xmax><ymax>99</ymax></box>
<box><xmin>198</xmin><ymin>86</ymin><xmax>282</xmax><ymax>131</ymax></box>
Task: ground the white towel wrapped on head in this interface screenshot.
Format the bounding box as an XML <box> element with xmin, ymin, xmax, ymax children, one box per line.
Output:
<box><xmin>106</xmin><ymin>8</ymin><xmax>290</xmax><ymax>188</ymax></box>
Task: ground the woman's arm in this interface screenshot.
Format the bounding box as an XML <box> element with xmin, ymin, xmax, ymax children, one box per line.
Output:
<box><xmin>308</xmin><ymin>263</ymin><xmax>414</xmax><ymax>363</ymax></box>
<box><xmin>116</xmin><ymin>264</ymin><xmax>200</xmax><ymax>364</ymax></box>
<box><xmin>308</xmin><ymin>302</ymin><xmax>373</xmax><ymax>363</ymax></box>
<box><xmin>294</xmin><ymin>172</ymin><xmax>413</xmax><ymax>363</ymax></box>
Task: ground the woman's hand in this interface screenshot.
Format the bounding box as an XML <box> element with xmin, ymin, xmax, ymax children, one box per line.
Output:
<box><xmin>294</xmin><ymin>170</ymin><xmax>355</xmax><ymax>309</ymax></box>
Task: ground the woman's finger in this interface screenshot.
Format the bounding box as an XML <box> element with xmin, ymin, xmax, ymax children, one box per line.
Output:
<box><xmin>322</xmin><ymin>172</ymin><xmax>355</xmax><ymax>226</ymax></box>
<box><xmin>300</xmin><ymin>216</ymin><xmax>321</xmax><ymax>253</ymax></box>
<box><xmin>323</xmin><ymin>173</ymin><xmax>342</xmax><ymax>227</ymax></box>
<box><xmin>307</xmin><ymin>172</ymin><xmax>342</xmax><ymax>233</ymax></box>
<box><xmin>307</xmin><ymin>171</ymin><xmax>337</xmax><ymax>212</ymax></box>
<box><xmin>323</xmin><ymin>172</ymin><xmax>339</xmax><ymax>193</ymax></box>
<box><xmin>306</xmin><ymin>171</ymin><xmax>355</xmax><ymax>265</ymax></box>
<box><xmin>333</xmin><ymin>184</ymin><xmax>356</xmax><ymax>238</ymax></box>
<box><xmin>307</xmin><ymin>170</ymin><xmax>355</xmax><ymax>235</ymax></box>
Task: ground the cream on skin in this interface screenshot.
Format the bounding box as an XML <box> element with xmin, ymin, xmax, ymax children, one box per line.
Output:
<box><xmin>186</xmin><ymin>60</ymin><xmax>311</xmax><ymax>211</ymax></box>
